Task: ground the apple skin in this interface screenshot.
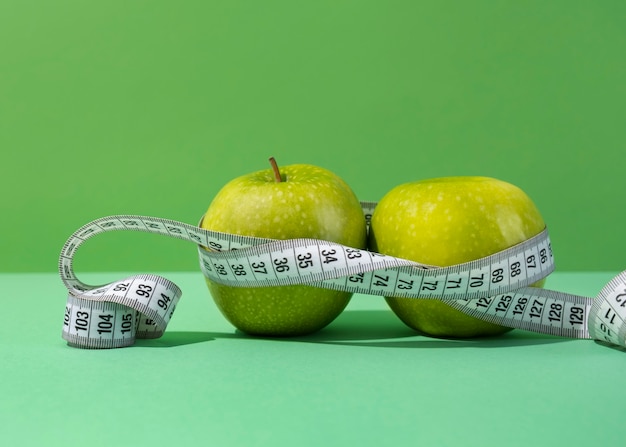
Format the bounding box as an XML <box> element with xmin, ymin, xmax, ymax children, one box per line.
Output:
<box><xmin>368</xmin><ymin>176</ymin><xmax>547</xmax><ymax>338</ymax></box>
<box><xmin>200</xmin><ymin>163</ymin><xmax>367</xmax><ymax>336</ymax></box>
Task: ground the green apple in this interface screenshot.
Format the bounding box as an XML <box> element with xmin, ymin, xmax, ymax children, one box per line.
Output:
<box><xmin>200</xmin><ymin>158</ymin><xmax>367</xmax><ymax>336</ymax></box>
<box><xmin>369</xmin><ymin>176</ymin><xmax>547</xmax><ymax>338</ymax></box>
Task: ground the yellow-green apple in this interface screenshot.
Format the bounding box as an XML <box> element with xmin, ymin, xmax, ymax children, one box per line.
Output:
<box><xmin>200</xmin><ymin>158</ymin><xmax>367</xmax><ymax>336</ymax></box>
<box><xmin>368</xmin><ymin>176</ymin><xmax>547</xmax><ymax>338</ymax></box>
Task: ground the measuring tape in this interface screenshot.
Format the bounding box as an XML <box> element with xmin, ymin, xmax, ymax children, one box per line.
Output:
<box><xmin>59</xmin><ymin>202</ymin><xmax>626</xmax><ymax>349</ymax></box>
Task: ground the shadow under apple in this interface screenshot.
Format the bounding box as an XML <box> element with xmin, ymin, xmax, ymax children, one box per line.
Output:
<box><xmin>137</xmin><ymin>309</ymin><xmax>576</xmax><ymax>349</ymax></box>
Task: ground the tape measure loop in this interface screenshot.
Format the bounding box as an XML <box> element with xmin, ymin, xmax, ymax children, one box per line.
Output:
<box><xmin>61</xmin><ymin>272</ymin><xmax>182</xmax><ymax>349</ymax></box>
<box><xmin>588</xmin><ymin>270</ymin><xmax>626</xmax><ymax>346</ymax></box>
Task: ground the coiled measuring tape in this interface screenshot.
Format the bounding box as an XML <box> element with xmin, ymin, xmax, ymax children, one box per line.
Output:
<box><xmin>59</xmin><ymin>202</ymin><xmax>626</xmax><ymax>349</ymax></box>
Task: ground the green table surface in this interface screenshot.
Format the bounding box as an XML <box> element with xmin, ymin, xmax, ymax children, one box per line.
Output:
<box><xmin>2</xmin><ymin>271</ymin><xmax>624</xmax><ymax>447</ymax></box>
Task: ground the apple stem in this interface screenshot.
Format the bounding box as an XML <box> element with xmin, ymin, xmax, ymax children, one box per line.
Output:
<box><xmin>269</xmin><ymin>157</ymin><xmax>283</xmax><ymax>183</ymax></box>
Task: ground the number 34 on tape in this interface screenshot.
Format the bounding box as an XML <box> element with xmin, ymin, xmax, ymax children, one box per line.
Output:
<box><xmin>58</xmin><ymin>211</ymin><xmax>626</xmax><ymax>350</ymax></box>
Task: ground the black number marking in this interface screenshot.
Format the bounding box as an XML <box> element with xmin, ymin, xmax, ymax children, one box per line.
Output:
<box><xmin>373</xmin><ymin>274</ymin><xmax>389</xmax><ymax>287</ymax></box>
<box><xmin>167</xmin><ymin>226</ymin><xmax>183</xmax><ymax>234</ymax></box>
<box><xmin>469</xmin><ymin>273</ymin><xmax>484</xmax><ymax>288</ymax></box>
<box><xmin>604</xmin><ymin>307</ymin><xmax>616</xmax><ymax>325</ymax></box>
<box><xmin>113</xmin><ymin>282</ymin><xmax>129</xmax><ymax>292</ymax></box>
<box><xmin>348</xmin><ymin>273</ymin><xmax>364</xmax><ymax>283</ymax></box>
<box><xmin>421</xmin><ymin>280</ymin><xmax>438</xmax><ymax>291</ymax></box>
<box><xmin>475</xmin><ymin>297</ymin><xmax>493</xmax><ymax>309</ymax></box>
<box><xmin>208</xmin><ymin>241</ymin><xmax>223</xmax><ymax>251</ymax></box>
<box><xmin>297</xmin><ymin>253</ymin><xmax>314</xmax><ymax>269</ymax></box>
<box><xmin>158</xmin><ymin>293</ymin><xmax>171</xmax><ymax>310</ymax></box>
<box><xmin>231</xmin><ymin>264</ymin><xmax>247</xmax><ymax>276</ymax></box>
<box><xmin>97</xmin><ymin>314</ymin><xmax>114</xmax><ymax>334</ymax></box>
<box><xmin>397</xmin><ymin>278</ymin><xmax>414</xmax><ymax>290</ymax></box>
<box><xmin>548</xmin><ymin>302</ymin><xmax>563</xmax><ymax>323</ymax></box>
<box><xmin>510</xmin><ymin>262</ymin><xmax>521</xmax><ymax>277</ymax></box>
<box><xmin>273</xmin><ymin>257</ymin><xmax>290</xmax><ymax>273</ymax></box>
<box><xmin>321</xmin><ymin>249</ymin><xmax>338</xmax><ymax>264</ymax></box>
<box><xmin>569</xmin><ymin>306</ymin><xmax>584</xmax><ymax>325</ymax></box>
<box><xmin>345</xmin><ymin>248</ymin><xmax>362</xmax><ymax>259</ymax></box>
<box><xmin>446</xmin><ymin>278</ymin><xmax>462</xmax><ymax>289</ymax></box>
<box><xmin>512</xmin><ymin>297</ymin><xmax>528</xmax><ymax>316</ymax></box>
<box><xmin>495</xmin><ymin>295</ymin><xmax>512</xmax><ymax>313</ymax></box>
<box><xmin>540</xmin><ymin>248</ymin><xmax>548</xmax><ymax>264</ymax></box>
<box><xmin>64</xmin><ymin>307</ymin><xmax>71</xmax><ymax>327</ymax></box>
<box><xmin>251</xmin><ymin>262</ymin><xmax>267</xmax><ymax>275</ymax></box>
<box><xmin>135</xmin><ymin>284</ymin><xmax>153</xmax><ymax>298</ymax></box>
<box><xmin>529</xmin><ymin>299</ymin><xmax>544</xmax><ymax>319</ymax></box>
<box><xmin>213</xmin><ymin>264</ymin><xmax>227</xmax><ymax>275</ymax></box>
<box><xmin>120</xmin><ymin>313</ymin><xmax>134</xmax><ymax>334</ymax></box>
<box><xmin>491</xmin><ymin>268</ymin><xmax>504</xmax><ymax>284</ymax></box>
<box><xmin>74</xmin><ymin>311</ymin><xmax>89</xmax><ymax>332</ymax></box>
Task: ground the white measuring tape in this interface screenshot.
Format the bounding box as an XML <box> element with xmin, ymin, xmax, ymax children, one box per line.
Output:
<box><xmin>59</xmin><ymin>202</ymin><xmax>626</xmax><ymax>349</ymax></box>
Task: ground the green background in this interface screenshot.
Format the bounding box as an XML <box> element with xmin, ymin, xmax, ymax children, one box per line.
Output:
<box><xmin>2</xmin><ymin>4</ymin><xmax>626</xmax><ymax>447</ymax></box>
<box><xmin>1</xmin><ymin>0</ymin><xmax>625</xmax><ymax>273</ymax></box>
